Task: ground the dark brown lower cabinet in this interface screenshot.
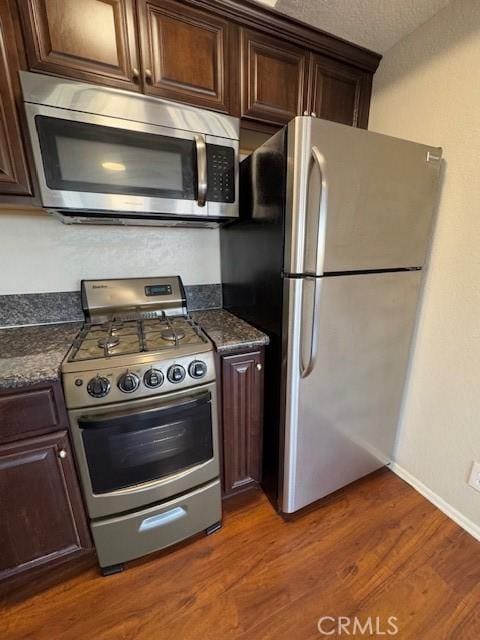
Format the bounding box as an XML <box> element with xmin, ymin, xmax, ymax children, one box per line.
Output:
<box><xmin>0</xmin><ymin>382</ymin><xmax>92</xmax><ymax>583</ymax></box>
<box><xmin>0</xmin><ymin>430</ymin><xmax>91</xmax><ymax>582</ymax></box>
<box><xmin>221</xmin><ymin>349</ymin><xmax>264</xmax><ymax>496</ymax></box>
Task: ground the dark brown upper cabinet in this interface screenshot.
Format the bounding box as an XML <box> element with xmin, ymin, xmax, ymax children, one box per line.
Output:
<box><xmin>18</xmin><ymin>0</ymin><xmax>141</xmax><ymax>90</ymax></box>
<box><xmin>137</xmin><ymin>0</ymin><xmax>230</xmax><ymax>112</ymax></box>
<box><xmin>2</xmin><ymin>0</ymin><xmax>379</xmax><ymax>202</ymax></box>
<box><xmin>307</xmin><ymin>53</ymin><xmax>372</xmax><ymax>128</ymax></box>
<box><xmin>240</xmin><ymin>28</ymin><xmax>307</xmax><ymax>125</ymax></box>
<box><xmin>0</xmin><ymin>1</ymin><xmax>32</xmax><ymax>196</ymax></box>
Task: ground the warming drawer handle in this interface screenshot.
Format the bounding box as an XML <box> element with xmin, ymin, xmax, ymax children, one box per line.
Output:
<box><xmin>194</xmin><ymin>134</ymin><xmax>208</xmax><ymax>207</ymax></box>
<box><xmin>138</xmin><ymin>507</ymin><xmax>187</xmax><ymax>532</ymax></box>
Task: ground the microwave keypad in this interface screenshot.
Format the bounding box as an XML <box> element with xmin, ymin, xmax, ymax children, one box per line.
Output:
<box><xmin>206</xmin><ymin>145</ymin><xmax>235</xmax><ymax>203</ymax></box>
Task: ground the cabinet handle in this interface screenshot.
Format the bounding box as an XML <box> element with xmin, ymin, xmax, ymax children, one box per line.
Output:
<box><xmin>132</xmin><ymin>67</ymin><xmax>140</xmax><ymax>81</ymax></box>
<box><xmin>58</xmin><ymin>449</ymin><xmax>67</xmax><ymax>459</ymax></box>
<box><xmin>256</xmin><ymin>363</ymin><xmax>262</xmax><ymax>371</ymax></box>
<box><xmin>311</xmin><ymin>112</ymin><xmax>317</xmax><ymax>117</ymax></box>
<box><xmin>145</xmin><ymin>69</ymin><xmax>152</xmax><ymax>83</ymax></box>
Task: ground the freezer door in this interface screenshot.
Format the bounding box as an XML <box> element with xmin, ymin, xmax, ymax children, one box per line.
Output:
<box><xmin>284</xmin><ymin>117</ymin><xmax>442</xmax><ymax>275</ymax></box>
<box><xmin>281</xmin><ymin>270</ymin><xmax>422</xmax><ymax>513</ymax></box>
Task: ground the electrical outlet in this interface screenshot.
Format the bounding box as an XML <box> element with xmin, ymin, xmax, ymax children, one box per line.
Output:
<box><xmin>468</xmin><ymin>461</ymin><xmax>480</xmax><ymax>492</ymax></box>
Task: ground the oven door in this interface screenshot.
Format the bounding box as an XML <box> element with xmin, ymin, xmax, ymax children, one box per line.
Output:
<box><xmin>24</xmin><ymin>103</ymin><xmax>238</xmax><ymax>219</ymax></box>
<box><xmin>68</xmin><ymin>383</ymin><xmax>220</xmax><ymax>519</ymax></box>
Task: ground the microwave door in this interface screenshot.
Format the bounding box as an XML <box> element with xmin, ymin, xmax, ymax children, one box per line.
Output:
<box><xmin>25</xmin><ymin>103</ymin><xmax>209</xmax><ymax>218</ymax></box>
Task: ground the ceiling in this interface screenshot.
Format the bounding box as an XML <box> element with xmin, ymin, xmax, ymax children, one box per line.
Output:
<box><xmin>254</xmin><ymin>0</ymin><xmax>451</xmax><ymax>53</ymax></box>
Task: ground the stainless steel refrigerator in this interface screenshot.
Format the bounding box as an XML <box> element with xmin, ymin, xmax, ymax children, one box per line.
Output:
<box><xmin>221</xmin><ymin>116</ymin><xmax>442</xmax><ymax>514</ymax></box>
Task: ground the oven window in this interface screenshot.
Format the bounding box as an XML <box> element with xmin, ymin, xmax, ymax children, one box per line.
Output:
<box><xmin>35</xmin><ymin>116</ymin><xmax>196</xmax><ymax>199</ymax></box>
<box><xmin>79</xmin><ymin>393</ymin><xmax>213</xmax><ymax>494</ymax></box>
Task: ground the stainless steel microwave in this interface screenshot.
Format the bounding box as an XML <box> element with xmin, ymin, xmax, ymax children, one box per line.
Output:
<box><xmin>20</xmin><ymin>72</ymin><xmax>239</xmax><ymax>226</ymax></box>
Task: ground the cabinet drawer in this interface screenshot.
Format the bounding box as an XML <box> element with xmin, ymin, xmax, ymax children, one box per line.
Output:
<box><xmin>0</xmin><ymin>382</ymin><xmax>67</xmax><ymax>444</ymax></box>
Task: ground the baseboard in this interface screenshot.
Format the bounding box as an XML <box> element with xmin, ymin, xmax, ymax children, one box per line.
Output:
<box><xmin>390</xmin><ymin>462</ymin><xmax>480</xmax><ymax>541</ymax></box>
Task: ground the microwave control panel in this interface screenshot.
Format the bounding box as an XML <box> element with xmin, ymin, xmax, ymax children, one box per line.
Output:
<box><xmin>206</xmin><ymin>144</ymin><xmax>235</xmax><ymax>203</ymax></box>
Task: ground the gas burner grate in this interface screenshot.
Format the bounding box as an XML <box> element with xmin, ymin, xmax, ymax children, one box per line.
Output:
<box><xmin>68</xmin><ymin>314</ymin><xmax>206</xmax><ymax>362</ymax></box>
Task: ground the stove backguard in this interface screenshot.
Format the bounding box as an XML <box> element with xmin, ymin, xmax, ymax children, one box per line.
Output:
<box><xmin>81</xmin><ymin>276</ymin><xmax>187</xmax><ymax>323</ymax></box>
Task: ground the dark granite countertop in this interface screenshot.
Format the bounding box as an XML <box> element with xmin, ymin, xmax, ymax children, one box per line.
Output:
<box><xmin>192</xmin><ymin>309</ymin><xmax>269</xmax><ymax>354</ymax></box>
<box><xmin>0</xmin><ymin>322</ymin><xmax>82</xmax><ymax>390</ymax></box>
<box><xmin>0</xmin><ymin>310</ymin><xmax>267</xmax><ymax>390</ymax></box>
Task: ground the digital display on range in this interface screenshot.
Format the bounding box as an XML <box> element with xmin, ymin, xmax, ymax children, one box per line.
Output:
<box><xmin>144</xmin><ymin>284</ymin><xmax>172</xmax><ymax>297</ymax></box>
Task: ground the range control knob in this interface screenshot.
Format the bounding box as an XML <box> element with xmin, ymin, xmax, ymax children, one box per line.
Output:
<box><xmin>87</xmin><ymin>375</ymin><xmax>111</xmax><ymax>398</ymax></box>
<box><xmin>117</xmin><ymin>371</ymin><xmax>140</xmax><ymax>393</ymax></box>
<box><xmin>167</xmin><ymin>364</ymin><xmax>186</xmax><ymax>384</ymax></box>
<box><xmin>189</xmin><ymin>360</ymin><xmax>207</xmax><ymax>379</ymax></box>
<box><xmin>144</xmin><ymin>368</ymin><xmax>164</xmax><ymax>389</ymax></box>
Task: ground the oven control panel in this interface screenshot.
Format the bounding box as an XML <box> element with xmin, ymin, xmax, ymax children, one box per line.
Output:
<box><xmin>63</xmin><ymin>352</ymin><xmax>215</xmax><ymax>409</ymax></box>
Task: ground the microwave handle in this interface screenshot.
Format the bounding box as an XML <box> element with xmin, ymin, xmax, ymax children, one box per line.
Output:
<box><xmin>194</xmin><ymin>134</ymin><xmax>207</xmax><ymax>207</ymax></box>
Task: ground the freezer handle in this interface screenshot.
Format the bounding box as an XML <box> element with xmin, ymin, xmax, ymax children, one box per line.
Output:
<box><xmin>300</xmin><ymin>276</ymin><xmax>322</xmax><ymax>378</ymax></box>
<box><xmin>305</xmin><ymin>146</ymin><xmax>328</xmax><ymax>276</ymax></box>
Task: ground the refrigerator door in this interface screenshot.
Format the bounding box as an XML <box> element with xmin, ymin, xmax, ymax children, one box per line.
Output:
<box><xmin>284</xmin><ymin>117</ymin><xmax>442</xmax><ymax>275</ymax></box>
<box><xmin>281</xmin><ymin>270</ymin><xmax>422</xmax><ymax>513</ymax></box>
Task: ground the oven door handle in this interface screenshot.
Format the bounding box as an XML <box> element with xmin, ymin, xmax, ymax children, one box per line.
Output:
<box><xmin>78</xmin><ymin>392</ymin><xmax>211</xmax><ymax>429</ymax></box>
<box><xmin>194</xmin><ymin>134</ymin><xmax>208</xmax><ymax>207</ymax></box>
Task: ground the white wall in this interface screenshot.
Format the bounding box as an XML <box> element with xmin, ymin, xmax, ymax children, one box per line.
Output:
<box><xmin>370</xmin><ymin>0</ymin><xmax>480</xmax><ymax>533</ymax></box>
<box><xmin>0</xmin><ymin>209</ymin><xmax>221</xmax><ymax>294</ymax></box>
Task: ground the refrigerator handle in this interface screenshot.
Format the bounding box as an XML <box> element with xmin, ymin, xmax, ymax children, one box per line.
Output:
<box><xmin>306</xmin><ymin>146</ymin><xmax>328</xmax><ymax>275</ymax></box>
<box><xmin>300</xmin><ymin>276</ymin><xmax>322</xmax><ymax>378</ymax></box>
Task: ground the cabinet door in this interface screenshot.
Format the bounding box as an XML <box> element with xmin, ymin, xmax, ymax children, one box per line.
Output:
<box><xmin>18</xmin><ymin>0</ymin><xmax>140</xmax><ymax>90</ymax></box>
<box><xmin>240</xmin><ymin>28</ymin><xmax>307</xmax><ymax>125</ymax></box>
<box><xmin>222</xmin><ymin>350</ymin><xmax>264</xmax><ymax>496</ymax></box>
<box><xmin>307</xmin><ymin>53</ymin><xmax>372</xmax><ymax>128</ymax></box>
<box><xmin>0</xmin><ymin>2</ymin><xmax>32</xmax><ymax>195</ymax></box>
<box><xmin>137</xmin><ymin>0</ymin><xmax>230</xmax><ymax>112</ymax></box>
<box><xmin>0</xmin><ymin>431</ymin><xmax>91</xmax><ymax>582</ymax></box>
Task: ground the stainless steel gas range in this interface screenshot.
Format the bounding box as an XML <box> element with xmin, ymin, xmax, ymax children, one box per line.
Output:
<box><xmin>61</xmin><ymin>276</ymin><xmax>221</xmax><ymax>575</ymax></box>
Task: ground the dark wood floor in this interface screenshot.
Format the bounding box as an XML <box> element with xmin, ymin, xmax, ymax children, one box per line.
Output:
<box><xmin>1</xmin><ymin>469</ymin><xmax>479</xmax><ymax>639</ymax></box>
